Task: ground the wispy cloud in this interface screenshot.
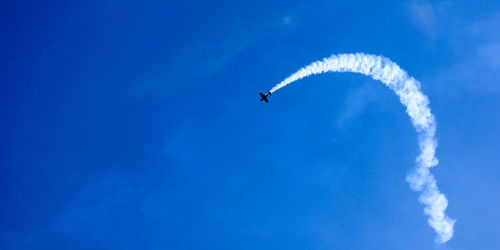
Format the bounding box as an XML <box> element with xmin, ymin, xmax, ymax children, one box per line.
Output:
<box><xmin>429</xmin><ymin>10</ymin><xmax>500</xmax><ymax>95</ymax></box>
<box><xmin>407</xmin><ymin>0</ymin><xmax>441</xmax><ymax>39</ymax></box>
<box><xmin>335</xmin><ymin>82</ymin><xmax>379</xmax><ymax>129</ymax></box>
<box><xmin>124</xmin><ymin>14</ymin><xmax>296</xmax><ymax>99</ymax></box>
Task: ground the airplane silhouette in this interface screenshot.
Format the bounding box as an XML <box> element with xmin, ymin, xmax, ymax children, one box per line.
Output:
<box><xmin>259</xmin><ymin>91</ymin><xmax>271</xmax><ymax>103</ymax></box>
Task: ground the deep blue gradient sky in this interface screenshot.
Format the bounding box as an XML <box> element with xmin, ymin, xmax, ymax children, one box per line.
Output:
<box><xmin>1</xmin><ymin>0</ymin><xmax>500</xmax><ymax>249</ymax></box>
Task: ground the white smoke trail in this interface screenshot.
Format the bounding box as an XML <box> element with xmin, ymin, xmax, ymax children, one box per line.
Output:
<box><xmin>270</xmin><ymin>53</ymin><xmax>455</xmax><ymax>243</ymax></box>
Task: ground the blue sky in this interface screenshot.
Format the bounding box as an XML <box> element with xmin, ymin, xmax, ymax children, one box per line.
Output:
<box><xmin>1</xmin><ymin>0</ymin><xmax>500</xmax><ymax>249</ymax></box>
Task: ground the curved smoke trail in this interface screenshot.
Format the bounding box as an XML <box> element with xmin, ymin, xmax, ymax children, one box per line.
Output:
<box><xmin>269</xmin><ymin>53</ymin><xmax>455</xmax><ymax>243</ymax></box>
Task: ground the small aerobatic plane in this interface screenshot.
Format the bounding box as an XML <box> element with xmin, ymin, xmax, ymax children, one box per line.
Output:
<box><xmin>259</xmin><ymin>91</ymin><xmax>271</xmax><ymax>103</ymax></box>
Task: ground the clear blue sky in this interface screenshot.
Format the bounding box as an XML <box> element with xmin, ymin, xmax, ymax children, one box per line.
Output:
<box><xmin>1</xmin><ymin>0</ymin><xmax>500</xmax><ymax>249</ymax></box>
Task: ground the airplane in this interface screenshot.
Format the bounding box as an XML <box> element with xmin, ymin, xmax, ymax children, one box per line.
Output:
<box><xmin>259</xmin><ymin>91</ymin><xmax>271</xmax><ymax>103</ymax></box>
